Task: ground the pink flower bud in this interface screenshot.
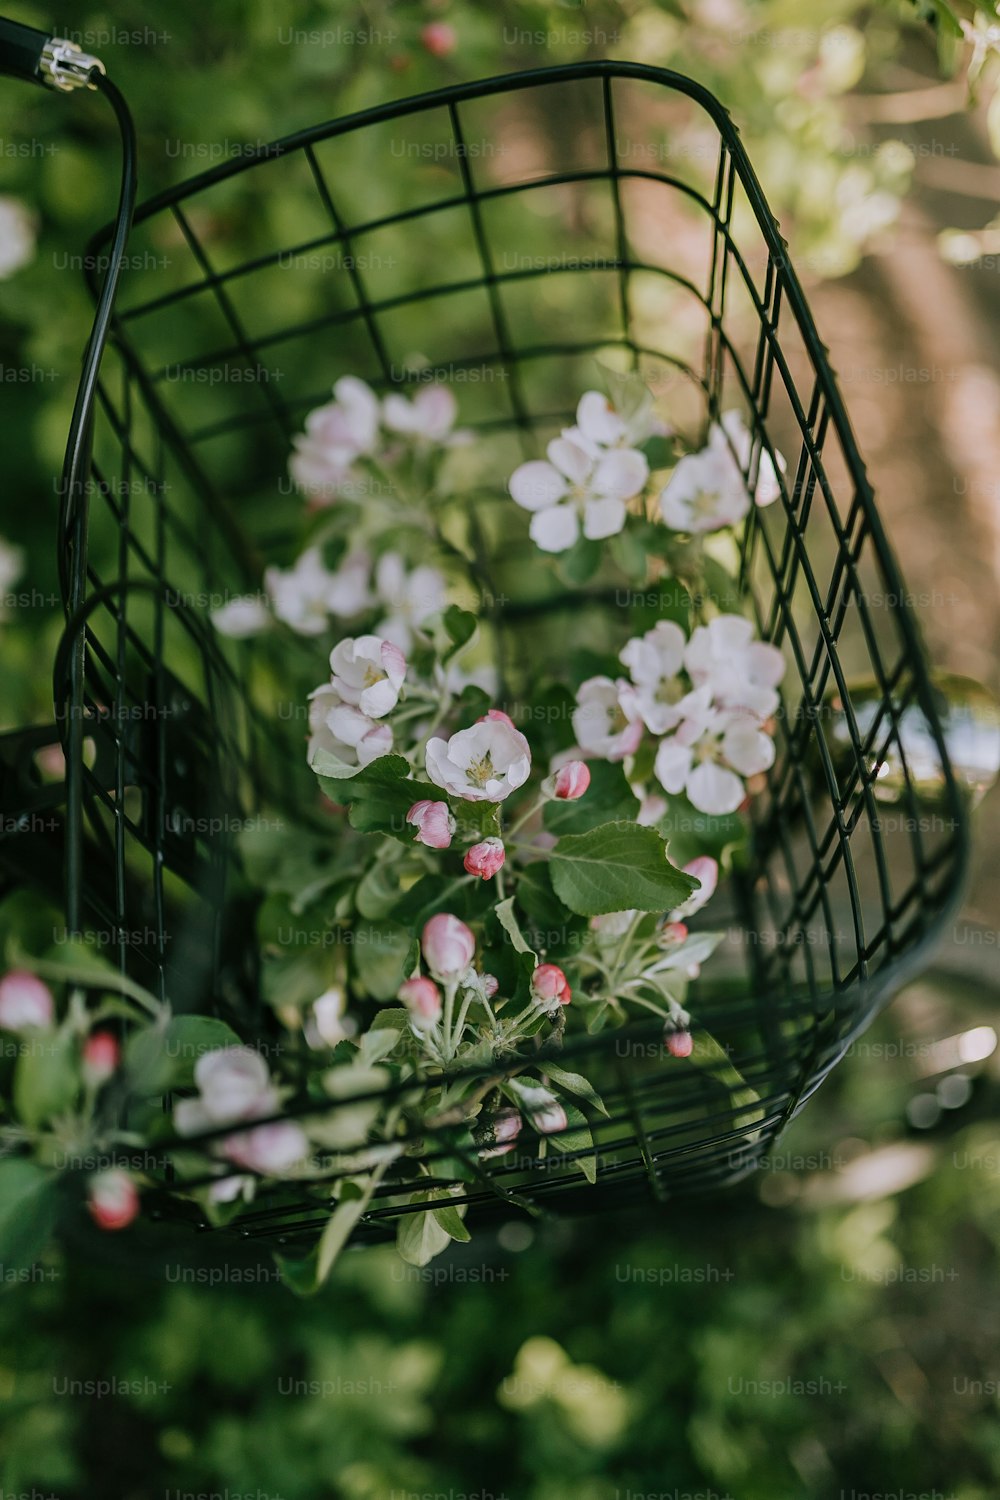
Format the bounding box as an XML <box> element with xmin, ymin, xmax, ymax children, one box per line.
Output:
<box><xmin>665</xmin><ymin>1029</ymin><xmax>693</xmax><ymax>1059</ymax></box>
<box><xmin>222</xmin><ymin>1120</ymin><xmax>309</xmax><ymax>1175</ymax></box>
<box><xmin>478</xmin><ymin>1106</ymin><xmax>521</xmax><ymax>1159</ymax></box>
<box><xmin>82</xmin><ymin>1030</ymin><xmax>120</xmax><ymax>1086</ymax></box>
<box><xmin>399</xmin><ymin>975</ymin><xmax>442</xmax><ymax>1026</ymax></box>
<box><xmin>660</xmin><ymin>921</ymin><xmax>688</xmax><ymax>945</ymax></box>
<box><xmin>481</xmin><ymin>973</ymin><xmax>499</xmax><ymax>999</ymax></box>
<box><xmin>407</xmin><ymin>798</ymin><xmax>456</xmax><ymax>850</ymax></box>
<box><xmin>531</xmin><ymin>963</ymin><xmax>571</xmax><ymax>1011</ymax></box>
<box><xmin>88</xmin><ymin>1170</ymin><xmax>139</xmax><ymax>1232</ymax></box>
<box><xmin>421</xmin><ymin>913</ymin><xmax>475</xmax><ymax>978</ymax></box>
<box><xmin>554</xmin><ymin>760</ymin><xmax>591</xmax><ymax>800</ymax></box>
<box><xmin>532</xmin><ymin>1102</ymin><xmax>568</xmax><ymax>1135</ymax></box>
<box><xmin>463</xmin><ymin>837</ymin><xmax>505</xmax><ymax>880</ymax></box>
<box><xmin>421</xmin><ymin>21</ymin><xmax>457</xmax><ymax>56</ymax></box>
<box><xmin>479</xmin><ymin>707</ymin><xmax>517</xmax><ymax>730</ymax></box>
<box><xmin>0</xmin><ymin>970</ymin><xmax>54</xmax><ymax>1032</ymax></box>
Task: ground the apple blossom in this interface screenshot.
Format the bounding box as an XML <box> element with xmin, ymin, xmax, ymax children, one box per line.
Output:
<box><xmin>308</xmin><ymin>685</ymin><xmax>393</xmax><ymax>769</ymax></box>
<box><xmin>173</xmin><ymin>1046</ymin><xmax>275</xmax><ymax>1137</ymax></box>
<box><xmin>421</xmin><ymin>21</ymin><xmax>458</xmax><ymax>56</ymax></box>
<box><xmin>329</xmin><ymin>634</ymin><xmax>406</xmax><ymax>719</ymax></box>
<box><xmin>210</xmin><ymin>595</ymin><xmax>270</xmax><ymax>638</ymax></box>
<box><xmin>326</xmin><ymin>550</ymin><xmax>374</xmax><ymax>618</ymax></box>
<box><xmin>572</xmin><ymin>676</ymin><xmax>644</xmax><ymax>762</ymax></box>
<box><xmin>221</xmin><ymin>1120</ymin><xmax>309</xmax><ymax>1174</ymax></box>
<box><xmin>0</xmin><ymin>196</ymin><xmax>36</xmax><ymax>280</ymax></box>
<box><xmin>718</xmin><ymin>409</ymin><xmax>784</xmax><ymax>507</ymax></box>
<box><xmin>653</xmin><ymin>688</ymin><xmax>775</xmax><ymax>815</ymax></box>
<box><xmin>531</xmin><ymin>964</ymin><xmax>571</xmax><ymax>1013</ymax></box>
<box><xmin>0</xmin><ymin>970</ymin><xmax>54</xmax><ymax>1031</ymax></box>
<box><xmin>665</xmin><ymin>1029</ymin><xmax>694</xmax><ymax>1059</ymax></box>
<box><xmin>382</xmin><ymin>384</ymin><xmax>460</xmax><ymax>441</ymax></box>
<box><xmin>88</xmin><ymin>1170</ymin><xmax>139</xmax><ymax>1231</ymax></box>
<box><xmin>289</xmin><ymin>376</ymin><xmax>380</xmax><ymax>499</ymax></box>
<box><xmin>421</xmin><ymin>913</ymin><xmax>476</xmax><ymax>978</ymax></box>
<box><xmin>516</xmin><ymin>1085</ymin><xmax>568</xmax><ymax>1135</ymax></box>
<box><xmin>374</xmin><ymin>553</ymin><xmax>447</xmax><ymax>651</ymax></box>
<box><xmin>399</xmin><ymin>975</ymin><xmax>443</xmax><ymax>1026</ymax></box>
<box><xmin>265</xmin><ymin>548</ymin><xmax>340</xmax><ymax>636</ymax></box>
<box><xmin>479</xmin><ymin>1107</ymin><xmax>522</xmax><ymax>1158</ymax></box>
<box><xmin>82</xmin><ymin>1031</ymin><xmax>121</xmax><ymax>1087</ymax></box>
<box><xmin>551</xmin><ymin>760</ymin><xmax>591</xmax><ymax>800</ymax></box>
<box><xmin>464</xmin><ymin>837</ymin><xmax>505</xmax><ymax>879</ymax></box>
<box><xmin>619</xmin><ymin>620</ymin><xmax>690</xmax><ymax>735</ymax></box>
<box><xmin>312</xmin><ymin>987</ymin><xmax>350</xmax><ymax>1047</ymax></box>
<box><xmin>659</xmin><ymin>411</ymin><xmax>784</xmax><ymax>532</ymax></box>
<box><xmin>407</xmin><ymin>799</ymin><xmax>456</xmax><ymax>850</ymax></box>
<box><xmin>590</xmin><ymin>910</ymin><xmax>638</xmax><ymax>943</ymax></box>
<box><xmin>684</xmin><ymin>615</ymin><xmax>785</xmax><ymax>722</ymax></box>
<box><xmin>509</xmin><ymin>433</ymin><xmax>649</xmax><ymax>553</ymax></box>
<box><xmin>670</xmin><ymin>856</ymin><xmax>719</xmax><ymax>920</ymax></box>
<box><xmin>425</xmin><ymin>712</ymin><xmax>531</xmax><ymax>802</ymax></box>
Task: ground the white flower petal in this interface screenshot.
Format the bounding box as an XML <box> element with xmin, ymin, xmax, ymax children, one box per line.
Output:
<box><xmin>547</xmin><ymin>436</ymin><xmax>593</xmax><ymax>486</ymax></box>
<box><xmin>576</xmin><ymin>390</ymin><xmax>626</xmax><ymax>446</ymax></box>
<box><xmin>510</xmin><ymin>461</ymin><xmax>568</xmax><ymax>511</ymax></box>
<box><xmin>686</xmin><ymin>761</ymin><xmax>746</xmax><ymax>815</ymax></box>
<box><xmin>654</xmin><ymin>738</ymin><xmax>693</xmax><ymax>796</ymax></box>
<box><xmin>593</xmin><ymin>448</ymin><xmax>649</xmax><ymax>499</ymax></box>
<box><xmin>530</xmin><ymin>504</ymin><xmax>579</xmax><ymax>553</ymax></box>
<box><xmin>583</xmin><ymin>495</ymin><xmax>627</xmax><ymax>540</ymax></box>
<box><xmin>723</xmin><ymin>724</ymin><xmax>776</xmax><ymax>777</ymax></box>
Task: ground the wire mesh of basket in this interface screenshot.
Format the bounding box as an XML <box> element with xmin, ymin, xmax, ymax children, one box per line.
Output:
<box><xmin>5</xmin><ymin>61</ymin><xmax>969</xmax><ymax>1249</ymax></box>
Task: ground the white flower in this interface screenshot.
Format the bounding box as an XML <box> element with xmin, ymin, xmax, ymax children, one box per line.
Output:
<box><xmin>265</xmin><ymin>548</ymin><xmax>338</xmax><ymax>637</ymax></box>
<box><xmin>374</xmin><ymin>552</ymin><xmax>447</xmax><ymax>651</ymax></box>
<box><xmin>329</xmin><ymin>634</ymin><xmax>406</xmax><ymax>719</ymax></box>
<box><xmin>0</xmin><ymin>970</ymin><xmax>54</xmax><ymax>1031</ymax></box>
<box><xmin>425</xmin><ymin>709</ymin><xmax>531</xmax><ymax>802</ymax></box>
<box><xmin>717</xmin><ymin>410</ymin><xmax>784</xmax><ymax>507</ymax></box>
<box><xmin>659</xmin><ymin>411</ymin><xmax>784</xmax><ymax>532</ymax></box>
<box><xmin>222</xmin><ymin>1120</ymin><xmax>309</xmax><ymax>1174</ymax></box>
<box><xmin>653</xmin><ymin>687</ymin><xmax>775</xmax><ymax>815</ymax></box>
<box><xmin>210</xmin><ymin>595</ymin><xmax>270</xmax><ymax>638</ymax></box>
<box><xmin>307</xmin><ymin>685</ymin><xmax>393</xmax><ymax>768</ymax></box>
<box><xmin>563</xmin><ymin>388</ymin><xmax>662</xmax><ymax>453</ymax></box>
<box><xmin>382</xmin><ymin>384</ymin><xmax>464</xmax><ymax>443</ymax></box>
<box><xmin>669</xmin><ymin>856</ymin><xmax>719</xmax><ymax>920</ymax></box>
<box><xmin>590</xmin><ymin>910</ymin><xmax>639</xmax><ymax>944</ymax></box>
<box><xmin>684</xmin><ymin>615</ymin><xmax>785</xmax><ymax>721</ymax></box>
<box><xmin>289</xmin><ymin>376</ymin><xmax>380</xmax><ymax>499</ymax></box>
<box><xmin>326</xmin><ymin>550</ymin><xmax>374</xmax><ymax>618</ymax></box>
<box><xmin>619</xmin><ymin>620</ymin><xmax>689</xmax><ymax>735</ymax></box>
<box><xmin>0</xmin><ymin>537</ymin><xmax>24</xmax><ymax>598</ymax></box>
<box><xmin>312</xmin><ymin>987</ymin><xmax>350</xmax><ymax>1048</ymax></box>
<box><xmin>0</xmin><ymin>197</ymin><xmax>36</xmax><ymax>279</ymax></box>
<box><xmin>173</xmin><ymin>1046</ymin><xmax>275</xmax><ymax>1135</ymax></box>
<box><xmin>509</xmin><ymin>435</ymin><xmax>648</xmax><ymax>553</ymax></box>
<box><xmin>572</xmin><ymin>676</ymin><xmax>644</xmax><ymax>762</ymax></box>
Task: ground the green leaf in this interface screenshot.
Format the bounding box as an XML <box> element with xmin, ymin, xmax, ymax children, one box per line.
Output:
<box><xmin>549</xmin><ymin>822</ymin><xmax>696</xmax><ymax>917</ymax></box>
<box><xmin>609</xmin><ymin>525</ymin><xmax>650</xmax><ymax>581</ymax></box>
<box><xmin>396</xmin><ymin>1202</ymin><xmax>452</xmax><ymax>1266</ymax></box>
<box><xmin>640</xmin><ymin>434</ymin><xmax>676</xmax><ymax>469</ymax></box>
<box><xmin>391</xmin><ymin>871</ymin><xmax>491</xmax><ymax>927</ymax></box>
<box><xmin>430</xmin><ymin>1201</ymin><xmax>471</xmax><ymax>1243</ymax></box>
<box><xmin>541</xmin><ymin>1061</ymin><xmax>609</xmax><ymax>1117</ymax></box>
<box><xmin>443</xmin><ymin>605</ymin><xmax>478</xmax><ymax>654</ymax></box>
<box><xmin>494</xmin><ymin>896</ymin><xmax>534</xmax><ymax>956</ymax></box>
<box><xmin>547</xmin><ymin>1104</ymin><xmax>598</xmax><ymax>1184</ymax></box>
<box><xmin>14</xmin><ymin>1034</ymin><xmax>78</xmax><ymax>1128</ymax></box>
<box><xmin>352</xmin><ymin>921</ymin><xmax>412</xmax><ymax>1001</ymax></box>
<box><xmin>0</xmin><ymin>1160</ymin><xmax>58</xmax><ymax>1275</ymax></box>
<box><xmin>312</xmin><ymin>748</ymin><xmax>410</xmax><ymax>783</ymax></box>
<box><xmin>560</xmin><ymin>537</ymin><xmax>603</xmax><ymax>585</ymax></box>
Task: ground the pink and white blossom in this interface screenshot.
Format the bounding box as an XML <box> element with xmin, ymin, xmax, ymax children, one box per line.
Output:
<box><xmin>659</xmin><ymin>411</ymin><xmax>784</xmax><ymax>532</ymax></box>
<box><xmin>374</xmin><ymin>553</ymin><xmax>447</xmax><ymax>651</ymax></box>
<box><xmin>382</xmin><ymin>384</ymin><xmax>462</xmax><ymax>443</ymax></box>
<box><xmin>307</xmin><ymin>685</ymin><xmax>393</xmax><ymax>769</ymax></box>
<box><xmin>531</xmin><ymin>964</ymin><xmax>571</xmax><ymax>1013</ymax></box>
<box><xmin>88</xmin><ymin>1170</ymin><xmax>139</xmax><ymax>1231</ymax></box>
<box><xmin>684</xmin><ymin>615</ymin><xmax>785</xmax><ymax>722</ymax></box>
<box><xmin>0</xmin><ymin>970</ymin><xmax>54</xmax><ymax>1031</ymax></box>
<box><xmin>425</xmin><ymin>711</ymin><xmax>531</xmax><ymax>802</ymax></box>
<box><xmin>222</xmin><ymin>1120</ymin><xmax>309</xmax><ymax>1174</ymax></box>
<box><xmin>399</xmin><ymin>975</ymin><xmax>443</xmax><ymax>1027</ymax></box>
<box><xmin>670</xmin><ymin>856</ymin><xmax>719</xmax><ymax>920</ymax></box>
<box><xmin>619</xmin><ymin>620</ymin><xmax>690</xmax><ymax>735</ymax></box>
<box><xmin>265</xmin><ymin>549</ymin><xmax>339</xmax><ymax>637</ymax></box>
<box><xmin>211</xmin><ymin>595</ymin><xmax>270</xmax><ymax>638</ymax></box>
<box><xmin>329</xmin><ymin>634</ymin><xmax>406</xmax><ymax>719</ymax></box>
<box><xmin>509</xmin><ymin>432</ymin><xmax>649</xmax><ymax>554</ymax></box>
<box><xmin>421</xmin><ymin>913</ymin><xmax>476</xmax><ymax>978</ymax></box>
<box><xmin>289</xmin><ymin>377</ymin><xmax>381</xmax><ymax>500</ymax></box>
<box><xmin>407</xmin><ymin>799</ymin><xmax>456</xmax><ymax>850</ymax></box>
<box><xmin>82</xmin><ymin>1031</ymin><xmax>120</xmax><ymax>1087</ymax></box>
<box><xmin>653</xmin><ymin>688</ymin><xmax>775</xmax><ymax>815</ymax></box>
<box><xmin>464</xmin><ymin>837</ymin><xmax>506</xmax><ymax>879</ymax></box>
<box><xmin>550</xmin><ymin>760</ymin><xmax>591</xmax><ymax>800</ymax></box>
<box><xmin>572</xmin><ymin>676</ymin><xmax>644</xmax><ymax>762</ymax></box>
<box><xmin>312</xmin><ymin>987</ymin><xmax>350</xmax><ymax>1048</ymax></box>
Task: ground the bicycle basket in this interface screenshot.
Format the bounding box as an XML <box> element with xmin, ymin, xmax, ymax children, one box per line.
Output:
<box><xmin>12</xmin><ymin>61</ymin><xmax>969</xmax><ymax>1250</ymax></box>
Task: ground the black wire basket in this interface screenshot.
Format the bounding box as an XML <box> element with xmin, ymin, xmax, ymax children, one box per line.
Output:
<box><xmin>3</xmin><ymin>60</ymin><xmax>969</xmax><ymax>1252</ymax></box>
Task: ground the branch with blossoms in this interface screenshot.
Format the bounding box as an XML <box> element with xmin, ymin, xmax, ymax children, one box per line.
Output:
<box><xmin>0</xmin><ymin>371</ymin><xmax>784</xmax><ymax>1285</ymax></box>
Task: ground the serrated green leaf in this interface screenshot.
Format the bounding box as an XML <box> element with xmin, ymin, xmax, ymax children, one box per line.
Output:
<box><xmin>549</xmin><ymin>822</ymin><xmax>696</xmax><ymax>917</ymax></box>
<box><xmin>494</xmin><ymin>896</ymin><xmax>534</xmax><ymax>956</ymax></box>
<box><xmin>540</xmin><ymin>1061</ymin><xmax>609</xmax><ymax>1117</ymax></box>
